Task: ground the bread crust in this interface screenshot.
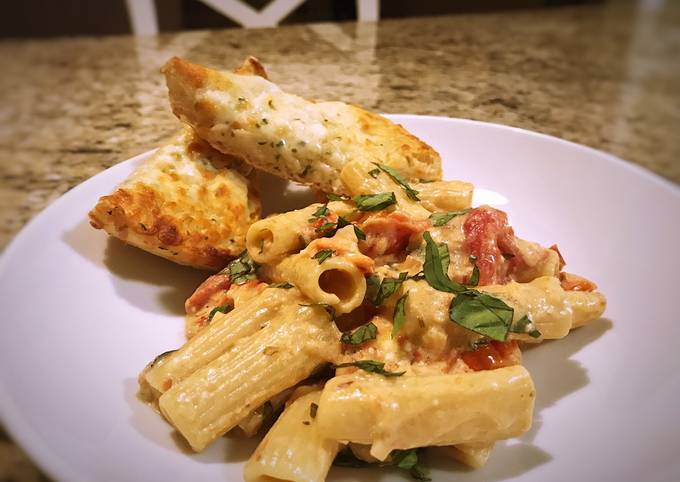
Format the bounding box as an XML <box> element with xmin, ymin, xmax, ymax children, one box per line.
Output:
<box><xmin>89</xmin><ymin>128</ymin><xmax>261</xmax><ymax>270</ymax></box>
<box><xmin>162</xmin><ymin>57</ymin><xmax>442</xmax><ymax>195</ymax></box>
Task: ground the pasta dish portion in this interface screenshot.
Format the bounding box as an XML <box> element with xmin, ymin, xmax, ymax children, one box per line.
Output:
<box><xmin>88</xmin><ymin>56</ymin><xmax>607</xmax><ymax>481</ymax></box>
<box><xmin>138</xmin><ymin>161</ymin><xmax>605</xmax><ymax>481</ymax></box>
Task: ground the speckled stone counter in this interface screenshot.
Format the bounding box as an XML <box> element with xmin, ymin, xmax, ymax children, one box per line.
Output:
<box><xmin>1</xmin><ymin>1</ymin><xmax>679</xmax><ymax>479</ymax></box>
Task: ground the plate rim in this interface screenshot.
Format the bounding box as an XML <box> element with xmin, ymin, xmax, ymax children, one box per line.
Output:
<box><xmin>0</xmin><ymin>115</ymin><xmax>678</xmax><ymax>482</ymax></box>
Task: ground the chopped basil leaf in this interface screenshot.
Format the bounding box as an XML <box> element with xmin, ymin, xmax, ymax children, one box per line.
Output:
<box><xmin>228</xmin><ymin>251</ymin><xmax>258</xmax><ymax>285</ymax></box>
<box><xmin>333</xmin><ymin>447</ymin><xmax>429</xmax><ymax>480</ymax></box>
<box><xmin>316</xmin><ymin>222</ymin><xmax>336</xmax><ymax>234</ymax></box>
<box><xmin>150</xmin><ymin>349</ymin><xmax>177</xmax><ymax>367</ymax></box>
<box><xmin>269</xmin><ymin>282</ymin><xmax>294</xmax><ymax>289</ymax></box>
<box><xmin>449</xmin><ymin>291</ymin><xmax>513</xmax><ymax>341</ymax></box>
<box><xmin>335</xmin><ymin>216</ymin><xmax>351</xmax><ymax>230</ymax></box>
<box><xmin>391</xmin><ymin>449</ymin><xmax>431</xmax><ymax>481</ymax></box>
<box><xmin>310</xmin><ymin>204</ymin><xmax>330</xmax><ymax>220</ymax></box>
<box><xmin>310</xmin><ymin>402</ymin><xmax>318</xmax><ymax>419</ymax></box>
<box><xmin>438</xmin><ymin>242</ymin><xmax>450</xmax><ymax>274</ymax></box>
<box><xmin>365</xmin><ymin>275</ymin><xmax>381</xmax><ymax>303</ymax></box>
<box><xmin>375</xmin><ymin>163</ymin><xmax>420</xmax><ymax>201</ymax></box>
<box><xmin>372</xmin><ymin>272</ymin><xmax>408</xmax><ymax>306</ymax></box>
<box><xmin>422</xmin><ymin>232</ymin><xmax>467</xmax><ymax>294</ymax></box>
<box><xmin>408</xmin><ymin>271</ymin><xmax>426</xmax><ymax>281</ymax></box>
<box><xmin>429</xmin><ymin>209</ymin><xmax>471</xmax><ymax>227</ymax></box>
<box><xmin>208</xmin><ymin>304</ymin><xmax>233</xmax><ymax>321</ymax></box>
<box><xmin>334</xmin><ymin>360</ymin><xmax>405</xmax><ymax>377</ymax></box>
<box><xmin>391</xmin><ymin>293</ymin><xmax>409</xmax><ymax>338</ymax></box>
<box><xmin>341</xmin><ymin>321</ymin><xmax>378</xmax><ymax>345</ymax></box>
<box><xmin>353</xmin><ymin>192</ymin><xmax>397</xmax><ymax>211</ymax></box>
<box><xmin>316</xmin><ymin>215</ymin><xmax>363</xmax><ymax>240</ymax></box>
<box><xmin>327</xmin><ymin>193</ymin><xmax>349</xmax><ymax>201</ymax></box>
<box><xmin>468</xmin><ymin>255</ymin><xmax>480</xmax><ymax>286</ymax></box>
<box><xmin>313</xmin><ymin>249</ymin><xmax>334</xmax><ymax>264</ymax></box>
<box><xmin>300</xmin><ymin>303</ymin><xmax>336</xmax><ymax>320</ymax></box>
<box><xmin>368</xmin><ymin>168</ymin><xmax>381</xmax><ymax>178</ymax></box>
<box><xmin>510</xmin><ymin>314</ymin><xmax>542</xmax><ymax>338</ymax></box>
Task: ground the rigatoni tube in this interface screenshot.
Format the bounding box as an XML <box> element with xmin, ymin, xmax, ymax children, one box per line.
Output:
<box><xmin>143</xmin><ymin>287</ymin><xmax>306</xmax><ymax>396</ymax></box>
<box><xmin>158</xmin><ymin>303</ymin><xmax>341</xmax><ymax>452</ymax></box>
<box><xmin>244</xmin><ymin>390</ymin><xmax>340</xmax><ymax>482</ymax></box>
<box><xmin>414</xmin><ymin>180</ymin><xmax>474</xmax><ymax>212</ymax></box>
<box><xmin>273</xmin><ymin>226</ymin><xmax>371</xmax><ymax>315</ymax></box>
<box><xmin>246</xmin><ymin>201</ymin><xmax>353</xmax><ymax>263</ymax></box>
<box><xmin>317</xmin><ymin>365</ymin><xmax>535</xmax><ymax>460</ymax></box>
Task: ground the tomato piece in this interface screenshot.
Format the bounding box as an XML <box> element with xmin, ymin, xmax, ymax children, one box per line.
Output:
<box><xmin>461</xmin><ymin>341</ymin><xmax>520</xmax><ymax>371</ymax></box>
<box><xmin>463</xmin><ymin>207</ymin><xmax>522</xmax><ymax>285</ymax></box>
<box><xmin>560</xmin><ymin>272</ymin><xmax>597</xmax><ymax>292</ymax></box>
<box><xmin>185</xmin><ymin>273</ymin><xmax>231</xmax><ymax>314</ymax></box>
<box><xmin>359</xmin><ymin>213</ymin><xmax>426</xmax><ymax>258</ymax></box>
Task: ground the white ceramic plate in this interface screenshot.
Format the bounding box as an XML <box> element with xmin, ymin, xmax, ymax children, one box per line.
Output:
<box><xmin>1</xmin><ymin>116</ymin><xmax>679</xmax><ymax>482</ymax></box>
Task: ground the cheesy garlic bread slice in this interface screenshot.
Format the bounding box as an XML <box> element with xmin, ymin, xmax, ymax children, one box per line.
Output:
<box><xmin>162</xmin><ymin>57</ymin><xmax>442</xmax><ymax>195</ymax></box>
<box><xmin>89</xmin><ymin>128</ymin><xmax>261</xmax><ymax>270</ymax></box>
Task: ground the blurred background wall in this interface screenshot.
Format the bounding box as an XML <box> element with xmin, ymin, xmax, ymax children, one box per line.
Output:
<box><xmin>1</xmin><ymin>0</ymin><xmax>600</xmax><ymax>38</ymax></box>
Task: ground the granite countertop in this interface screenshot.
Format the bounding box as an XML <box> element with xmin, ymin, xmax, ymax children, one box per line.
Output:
<box><xmin>1</xmin><ymin>1</ymin><xmax>679</xmax><ymax>480</ymax></box>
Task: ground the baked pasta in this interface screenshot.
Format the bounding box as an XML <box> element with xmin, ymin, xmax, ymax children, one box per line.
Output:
<box><xmin>162</xmin><ymin>57</ymin><xmax>443</xmax><ymax>195</ymax></box>
<box><xmin>138</xmin><ymin>157</ymin><xmax>606</xmax><ymax>481</ymax></box>
<box><xmin>89</xmin><ymin>128</ymin><xmax>261</xmax><ymax>270</ymax></box>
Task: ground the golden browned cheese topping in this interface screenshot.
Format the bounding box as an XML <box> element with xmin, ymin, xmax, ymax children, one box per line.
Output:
<box><xmin>162</xmin><ymin>57</ymin><xmax>442</xmax><ymax>195</ymax></box>
<box><xmin>88</xmin><ymin>128</ymin><xmax>261</xmax><ymax>270</ymax></box>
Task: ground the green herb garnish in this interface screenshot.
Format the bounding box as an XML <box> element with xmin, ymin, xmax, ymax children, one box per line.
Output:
<box><xmin>468</xmin><ymin>255</ymin><xmax>480</xmax><ymax>286</ymax></box>
<box><xmin>429</xmin><ymin>209</ymin><xmax>471</xmax><ymax>227</ymax></box>
<box><xmin>313</xmin><ymin>249</ymin><xmax>334</xmax><ymax>264</ymax></box>
<box><xmin>341</xmin><ymin>321</ymin><xmax>378</xmax><ymax>345</ymax></box>
<box><xmin>422</xmin><ymin>232</ymin><xmax>467</xmax><ymax>294</ymax></box>
<box><xmin>353</xmin><ymin>192</ymin><xmax>397</xmax><ymax>211</ymax></box>
<box><xmin>375</xmin><ymin>163</ymin><xmax>420</xmax><ymax>201</ymax></box>
<box><xmin>334</xmin><ymin>360</ymin><xmax>405</xmax><ymax>377</ymax></box>
<box><xmin>269</xmin><ymin>282</ymin><xmax>294</xmax><ymax>289</ymax></box>
<box><xmin>316</xmin><ymin>215</ymin><xmax>364</xmax><ymax>241</ymax></box>
<box><xmin>391</xmin><ymin>449</ymin><xmax>431</xmax><ymax>481</ymax></box>
<box><xmin>371</xmin><ymin>272</ymin><xmax>408</xmax><ymax>306</ymax></box>
<box><xmin>391</xmin><ymin>293</ymin><xmax>409</xmax><ymax>338</ymax></box>
<box><xmin>228</xmin><ymin>251</ymin><xmax>258</xmax><ymax>285</ymax></box>
<box><xmin>510</xmin><ymin>315</ymin><xmax>542</xmax><ymax>338</ymax></box>
<box><xmin>332</xmin><ymin>447</ymin><xmax>430</xmax><ymax>480</ymax></box>
<box><xmin>149</xmin><ymin>349</ymin><xmax>177</xmax><ymax>367</ymax></box>
<box><xmin>365</xmin><ymin>274</ymin><xmax>381</xmax><ymax>303</ymax></box>
<box><xmin>309</xmin><ymin>204</ymin><xmax>330</xmax><ymax>221</ymax></box>
<box><xmin>300</xmin><ymin>303</ymin><xmax>336</xmax><ymax>320</ymax></box>
<box><xmin>208</xmin><ymin>304</ymin><xmax>233</xmax><ymax>321</ymax></box>
<box><xmin>450</xmin><ymin>291</ymin><xmax>514</xmax><ymax>341</ymax></box>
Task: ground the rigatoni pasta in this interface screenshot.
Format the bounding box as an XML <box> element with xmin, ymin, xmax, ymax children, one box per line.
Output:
<box><xmin>244</xmin><ymin>389</ymin><xmax>340</xmax><ymax>482</ymax></box>
<box><xmin>158</xmin><ymin>297</ymin><xmax>341</xmax><ymax>451</ymax></box>
<box><xmin>317</xmin><ymin>366</ymin><xmax>534</xmax><ymax>460</ymax></box>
